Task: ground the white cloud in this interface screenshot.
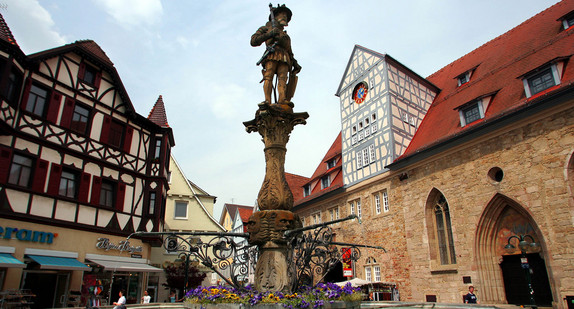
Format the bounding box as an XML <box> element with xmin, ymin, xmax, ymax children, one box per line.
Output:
<box><xmin>93</xmin><ymin>0</ymin><xmax>163</xmax><ymax>28</ymax></box>
<box><xmin>4</xmin><ymin>0</ymin><xmax>67</xmax><ymax>53</ymax></box>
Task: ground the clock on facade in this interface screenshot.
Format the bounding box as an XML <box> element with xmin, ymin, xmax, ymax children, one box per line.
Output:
<box><xmin>353</xmin><ymin>82</ymin><xmax>368</xmax><ymax>104</ymax></box>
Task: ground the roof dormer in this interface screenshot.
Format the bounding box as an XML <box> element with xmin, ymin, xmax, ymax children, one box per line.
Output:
<box><xmin>455</xmin><ymin>66</ymin><xmax>477</xmax><ymax>87</ymax></box>
<box><xmin>520</xmin><ymin>57</ymin><xmax>568</xmax><ymax>98</ymax></box>
<box><xmin>454</xmin><ymin>92</ymin><xmax>497</xmax><ymax>127</ymax></box>
<box><xmin>557</xmin><ymin>10</ymin><xmax>574</xmax><ymax>30</ymax></box>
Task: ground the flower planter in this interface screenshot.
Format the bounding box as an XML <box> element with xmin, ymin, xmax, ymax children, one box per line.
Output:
<box><xmin>186</xmin><ymin>301</ymin><xmax>361</xmax><ymax>309</ymax></box>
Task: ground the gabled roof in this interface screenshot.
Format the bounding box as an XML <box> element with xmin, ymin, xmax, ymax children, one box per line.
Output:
<box><xmin>0</xmin><ymin>13</ymin><xmax>18</xmax><ymax>47</ymax></box>
<box><xmin>393</xmin><ymin>0</ymin><xmax>574</xmax><ymax>165</ymax></box>
<box><xmin>335</xmin><ymin>45</ymin><xmax>438</xmax><ymax>97</ymax></box>
<box><xmin>291</xmin><ymin>132</ymin><xmax>344</xmax><ymax>207</ymax></box>
<box><xmin>219</xmin><ymin>203</ymin><xmax>253</xmax><ymax>224</ymax></box>
<box><xmin>237</xmin><ymin>206</ymin><xmax>253</xmax><ymax>223</ymax></box>
<box><xmin>148</xmin><ymin>95</ymin><xmax>170</xmax><ymax>128</ymax></box>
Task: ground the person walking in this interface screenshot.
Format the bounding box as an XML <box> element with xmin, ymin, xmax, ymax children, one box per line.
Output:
<box><xmin>464</xmin><ymin>286</ymin><xmax>478</xmax><ymax>304</ymax></box>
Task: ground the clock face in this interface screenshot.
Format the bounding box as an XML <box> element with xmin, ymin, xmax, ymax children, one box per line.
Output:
<box><xmin>353</xmin><ymin>82</ymin><xmax>368</xmax><ymax>104</ymax></box>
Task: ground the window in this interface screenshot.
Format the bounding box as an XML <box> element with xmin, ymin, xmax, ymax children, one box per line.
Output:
<box><xmin>362</xmin><ymin>148</ymin><xmax>369</xmax><ymax>166</ymax></box>
<box><xmin>356</xmin><ymin>151</ymin><xmax>363</xmax><ymax>169</ymax></box>
<box><xmin>153</xmin><ymin>139</ymin><xmax>162</xmax><ymax>160</ymax></box>
<box><xmin>327</xmin><ymin>158</ymin><xmax>336</xmax><ymax>169</ymax></box>
<box><xmin>369</xmin><ymin>144</ymin><xmax>376</xmax><ymax>163</ymax></box>
<box><xmin>100</xmin><ymin>180</ymin><xmax>115</xmax><ymax>207</ymax></box>
<box><xmin>458</xmin><ymin>100</ymin><xmax>485</xmax><ymax>127</ymax></box>
<box><xmin>82</xmin><ymin>65</ymin><xmax>98</xmax><ymax>85</ymax></box>
<box><xmin>8</xmin><ymin>154</ymin><xmax>33</xmax><ymax>187</ymax></box>
<box><xmin>303</xmin><ymin>184</ymin><xmax>311</xmax><ymax>197</ymax></box>
<box><xmin>561</xmin><ymin>12</ymin><xmax>574</xmax><ymax>29</ymax></box>
<box><xmin>374</xmin><ymin>194</ymin><xmax>381</xmax><ymax>214</ymax></box>
<box><xmin>350</xmin><ymin>201</ymin><xmax>355</xmax><ymax>215</ymax></box>
<box><xmin>382</xmin><ymin>190</ymin><xmax>389</xmax><ymax>213</ymax></box>
<box><xmin>329</xmin><ymin>207</ymin><xmax>339</xmax><ymax>221</ymax></box>
<box><xmin>365</xmin><ymin>266</ymin><xmax>372</xmax><ymax>282</ymax></box>
<box><xmin>374</xmin><ymin>266</ymin><xmax>381</xmax><ymax>282</ymax></box>
<box><xmin>434</xmin><ymin>194</ymin><xmax>457</xmax><ymax>265</ymax></box>
<box><xmin>25</xmin><ymin>84</ymin><xmax>48</xmax><ymax>117</ymax></box>
<box><xmin>524</xmin><ymin>66</ymin><xmax>558</xmax><ymax>97</ymax></box>
<box><xmin>3</xmin><ymin>68</ymin><xmax>22</xmax><ymax>105</ymax></box>
<box><xmin>70</xmin><ymin>104</ymin><xmax>90</xmax><ymax>134</ymax></box>
<box><xmin>175</xmin><ymin>201</ymin><xmax>188</xmax><ymax>219</ymax></box>
<box><xmin>457</xmin><ymin>72</ymin><xmax>470</xmax><ymax>86</ymax></box>
<box><xmin>321</xmin><ymin>175</ymin><xmax>330</xmax><ymax>189</ymax></box>
<box><xmin>148</xmin><ymin>192</ymin><xmax>156</xmax><ymax>215</ymax></box>
<box><xmin>108</xmin><ymin>121</ymin><xmax>124</xmax><ymax>148</ymax></box>
<box><xmin>312</xmin><ymin>212</ymin><xmax>321</xmax><ymax>224</ymax></box>
<box><xmin>357</xmin><ymin>199</ymin><xmax>362</xmax><ymax>218</ymax></box>
<box><xmin>167</xmin><ymin>172</ymin><xmax>172</xmax><ymax>184</ymax></box>
<box><xmin>59</xmin><ymin>170</ymin><xmax>78</xmax><ymax>198</ymax></box>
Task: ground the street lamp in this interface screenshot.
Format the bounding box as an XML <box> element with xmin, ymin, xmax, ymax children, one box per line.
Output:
<box><xmin>505</xmin><ymin>234</ymin><xmax>540</xmax><ymax>308</ymax></box>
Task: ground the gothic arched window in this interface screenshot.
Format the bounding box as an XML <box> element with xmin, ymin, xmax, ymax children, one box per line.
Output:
<box><xmin>434</xmin><ymin>195</ymin><xmax>456</xmax><ymax>265</ymax></box>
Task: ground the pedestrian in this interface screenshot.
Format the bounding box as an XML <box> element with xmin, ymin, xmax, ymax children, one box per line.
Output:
<box><xmin>141</xmin><ymin>290</ymin><xmax>151</xmax><ymax>304</ymax></box>
<box><xmin>169</xmin><ymin>290</ymin><xmax>176</xmax><ymax>303</ymax></box>
<box><xmin>113</xmin><ymin>289</ymin><xmax>126</xmax><ymax>309</ymax></box>
<box><xmin>464</xmin><ymin>286</ymin><xmax>478</xmax><ymax>304</ymax></box>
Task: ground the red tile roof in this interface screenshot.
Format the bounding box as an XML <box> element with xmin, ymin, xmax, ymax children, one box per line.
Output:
<box><xmin>397</xmin><ymin>0</ymin><xmax>574</xmax><ymax>162</ymax></box>
<box><xmin>285</xmin><ymin>172</ymin><xmax>310</xmax><ymax>202</ymax></box>
<box><xmin>220</xmin><ymin>203</ymin><xmax>253</xmax><ymax>223</ymax></box>
<box><xmin>0</xmin><ymin>13</ymin><xmax>18</xmax><ymax>47</ymax></box>
<box><xmin>291</xmin><ymin>132</ymin><xmax>344</xmax><ymax>207</ymax></box>
<box><xmin>148</xmin><ymin>95</ymin><xmax>170</xmax><ymax>128</ymax></box>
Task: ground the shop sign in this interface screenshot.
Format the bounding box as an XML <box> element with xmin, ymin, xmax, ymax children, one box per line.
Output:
<box><xmin>341</xmin><ymin>247</ymin><xmax>353</xmax><ymax>277</ymax></box>
<box><xmin>96</xmin><ymin>238</ymin><xmax>143</xmax><ymax>253</ymax></box>
<box><xmin>0</xmin><ymin>226</ymin><xmax>57</xmax><ymax>244</ymax></box>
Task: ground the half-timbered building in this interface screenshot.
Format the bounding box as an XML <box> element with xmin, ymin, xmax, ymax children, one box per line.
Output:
<box><xmin>0</xmin><ymin>14</ymin><xmax>174</xmax><ymax>307</ymax></box>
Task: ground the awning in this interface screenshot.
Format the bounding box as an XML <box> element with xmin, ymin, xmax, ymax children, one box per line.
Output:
<box><xmin>0</xmin><ymin>253</ymin><xmax>25</xmax><ymax>268</ymax></box>
<box><xmin>27</xmin><ymin>255</ymin><xmax>91</xmax><ymax>271</ymax></box>
<box><xmin>87</xmin><ymin>259</ymin><xmax>162</xmax><ymax>272</ymax></box>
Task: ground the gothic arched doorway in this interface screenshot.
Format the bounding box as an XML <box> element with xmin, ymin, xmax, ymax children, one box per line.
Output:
<box><xmin>475</xmin><ymin>194</ymin><xmax>553</xmax><ymax>306</ymax></box>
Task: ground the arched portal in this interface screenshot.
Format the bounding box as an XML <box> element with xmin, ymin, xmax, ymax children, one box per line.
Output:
<box><xmin>475</xmin><ymin>193</ymin><xmax>553</xmax><ymax>306</ymax></box>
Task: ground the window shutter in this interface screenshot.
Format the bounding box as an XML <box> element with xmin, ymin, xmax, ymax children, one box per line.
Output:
<box><xmin>123</xmin><ymin>126</ymin><xmax>134</xmax><ymax>153</ymax></box>
<box><xmin>59</xmin><ymin>97</ymin><xmax>75</xmax><ymax>128</ymax></box>
<box><xmin>32</xmin><ymin>159</ymin><xmax>49</xmax><ymax>192</ymax></box>
<box><xmin>47</xmin><ymin>164</ymin><xmax>62</xmax><ymax>195</ymax></box>
<box><xmin>20</xmin><ymin>78</ymin><xmax>32</xmax><ymax>110</ymax></box>
<box><xmin>116</xmin><ymin>182</ymin><xmax>126</xmax><ymax>212</ymax></box>
<box><xmin>94</xmin><ymin>71</ymin><xmax>102</xmax><ymax>88</ymax></box>
<box><xmin>100</xmin><ymin>114</ymin><xmax>111</xmax><ymax>144</ymax></box>
<box><xmin>78</xmin><ymin>62</ymin><xmax>86</xmax><ymax>81</ymax></box>
<box><xmin>46</xmin><ymin>91</ymin><xmax>62</xmax><ymax>124</ymax></box>
<box><xmin>0</xmin><ymin>148</ymin><xmax>13</xmax><ymax>183</ymax></box>
<box><xmin>78</xmin><ymin>172</ymin><xmax>91</xmax><ymax>203</ymax></box>
<box><xmin>90</xmin><ymin>176</ymin><xmax>102</xmax><ymax>205</ymax></box>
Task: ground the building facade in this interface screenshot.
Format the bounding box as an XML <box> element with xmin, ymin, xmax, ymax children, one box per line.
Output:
<box><xmin>149</xmin><ymin>153</ymin><xmax>224</xmax><ymax>302</ymax></box>
<box><xmin>0</xmin><ymin>14</ymin><xmax>173</xmax><ymax>307</ymax></box>
<box><xmin>290</xmin><ymin>1</ymin><xmax>574</xmax><ymax>308</ymax></box>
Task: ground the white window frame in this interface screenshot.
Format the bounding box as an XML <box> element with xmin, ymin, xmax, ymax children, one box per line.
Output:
<box><xmin>382</xmin><ymin>190</ymin><xmax>390</xmax><ymax>213</ymax></box>
<box><xmin>350</xmin><ymin>201</ymin><xmax>355</xmax><ymax>215</ymax></box>
<box><xmin>321</xmin><ymin>175</ymin><xmax>330</xmax><ymax>189</ymax></box>
<box><xmin>362</xmin><ymin>148</ymin><xmax>369</xmax><ymax>166</ymax></box>
<box><xmin>458</xmin><ymin>99</ymin><xmax>485</xmax><ymax>127</ymax></box>
<box><xmin>523</xmin><ymin>64</ymin><xmax>560</xmax><ymax>98</ymax></box>
<box><xmin>357</xmin><ymin>199</ymin><xmax>362</xmax><ymax>218</ymax></box>
<box><xmin>174</xmin><ymin>201</ymin><xmax>188</xmax><ymax>219</ymax></box>
<box><xmin>365</xmin><ymin>266</ymin><xmax>372</xmax><ymax>282</ymax></box>
<box><xmin>369</xmin><ymin>144</ymin><xmax>376</xmax><ymax>163</ymax></box>
<box><xmin>312</xmin><ymin>212</ymin><xmax>321</xmax><ymax>224</ymax></box>
<box><xmin>374</xmin><ymin>265</ymin><xmax>381</xmax><ymax>282</ymax></box>
<box><xmin>374</xmin><ymin>193</ymin><xmax>381</xmax><ymax>214</ymax></box>
<box><xmin>356</xmin><ymin>151</ymin><xmax>363</xmax><ymax>169</ymax></box>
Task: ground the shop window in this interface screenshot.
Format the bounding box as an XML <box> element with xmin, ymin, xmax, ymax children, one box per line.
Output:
<box><xmin>8</xmin><ymin>154</ymin><xmax>33</xmax><ymax>188</ymax></box>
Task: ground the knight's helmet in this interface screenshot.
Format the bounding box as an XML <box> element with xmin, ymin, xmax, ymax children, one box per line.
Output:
<box><xmin>269</xmin><ymin>4</ymin><xmax>292</xmax><ymax>22</ymax></box>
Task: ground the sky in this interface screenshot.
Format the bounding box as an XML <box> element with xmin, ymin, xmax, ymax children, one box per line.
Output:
<box><xmin>3</xmin><ymin>0</ymin><xmax>560</xmax><ymax>219</ymax></box>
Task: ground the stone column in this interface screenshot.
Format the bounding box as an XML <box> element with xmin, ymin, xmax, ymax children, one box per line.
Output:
<box><xmin>244</xmin><ymin>103</ymin><xmax>307</xmax><ymax>293</ymax></box>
